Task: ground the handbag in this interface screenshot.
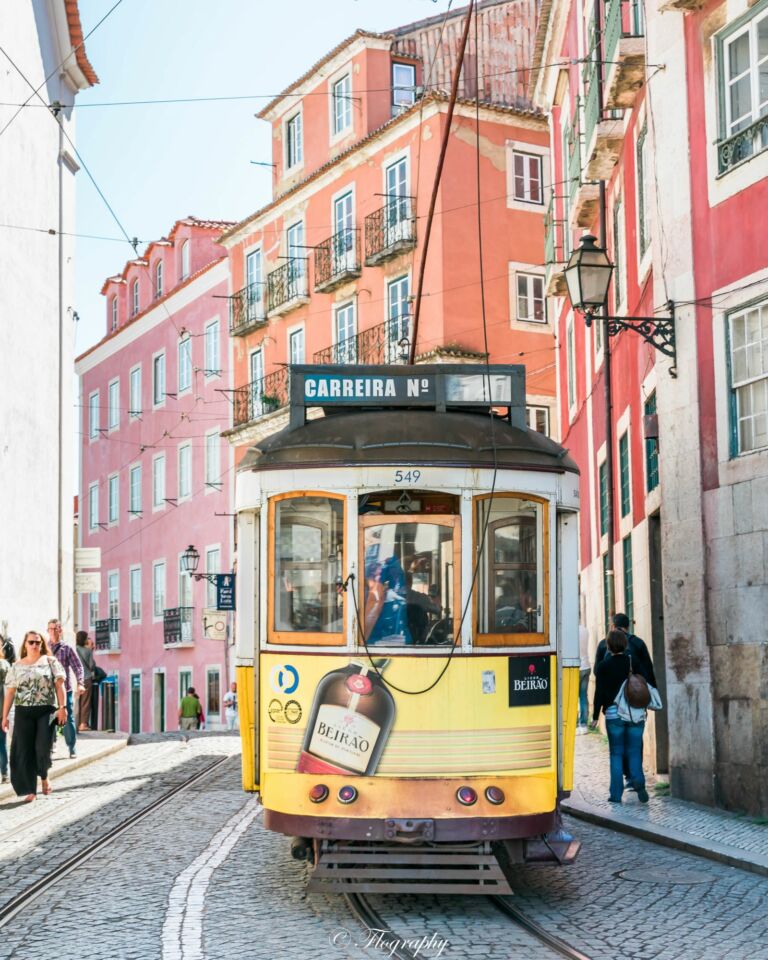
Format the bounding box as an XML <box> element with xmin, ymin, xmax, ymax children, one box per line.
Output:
<box><xmin>614</xmin><ymin>680</ymin><xmax>647</xmax><ymax>723</ymax></box>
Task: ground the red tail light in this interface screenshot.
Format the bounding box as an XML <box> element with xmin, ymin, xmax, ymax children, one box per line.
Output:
<box><xmin>485</xmin><ymin>786</ymin><xmax>505</xmax><ymax>805</ymax></box>
<box><xmin>338</xmin><ymin>785</ymin><xmax>358</xmax><ymax>804</ymax></box>
<box><xmin>309</xmin><ymin>784</ymin><xmax>329</xmax><ymax>803</ymax></box>
<box><xmin>456</xmin><ymin>786</ymin><xmax>478</xmax><ymax>806</ymax></box>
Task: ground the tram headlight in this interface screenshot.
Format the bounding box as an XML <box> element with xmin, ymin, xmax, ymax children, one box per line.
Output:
<box><xmin>309</xmin><ymin>784</ymin><xmax>329</xmax><ymax>803</ymax></box>
<box><xmin>338</xmin><ymin>785</ymin><xmax>358</xmax><ymax>804</ymax></box>
<box><xmin>456</xmin><ymin>786</ymin><xmax>478</xmax><ymax>806</ymax></box>
<box><xmin>485</xmin><ymin>786</ymin><xmax>505</xmax><ymax>805</ymax></box>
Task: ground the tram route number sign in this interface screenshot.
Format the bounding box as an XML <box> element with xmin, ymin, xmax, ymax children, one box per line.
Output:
<box><xmin>508</xmin><ymin>656</ymin><xmax>551</xmax><ymax>707</ymax></box>
<box><xmin>304</xmin><ymin>372</ymin><xmax>435</xmax><ymax>404</ymax></box>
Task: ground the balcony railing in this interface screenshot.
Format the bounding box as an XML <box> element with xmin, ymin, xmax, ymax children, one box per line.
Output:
<box><xmin>583</xmin><ymin>58</ymin><xmax>600</xmax><ymax>157</ymax></box>
<box><xmin>313</xmin><ymin>316</ymin><xmax>411</xmax><ymax>366</ymax></box>
<box><xmin>163</xmin><ymin>606</ymin><xmax>194</xmax><ymax>646</ymax></box>
<box><xmin>364</xmin><ymin>199</ymin><xmax>416</xmax><ymax>265</ymax></box>
<box><xmin>718</xmin><ymin>116</ymin><xmax>768</xmax><ymax>175</ymax></box>
<box><xmin>230</xmin><ymin>282</ymin><xmax>266</xmax><ymax>336</ymax></box>
<box><xmin>544</xmin><ymin>195</ymin><xmax>567</xmax><ymax>296</ymax></box>
<box><xmin>314</xmin><ymin>228</ymin><xmax>361</xmax><ymax>292</ymax></box>
<box><xmin>604</xmin><ymin>0</ymin><xmax>645</xmax><ymax>110</ymax></box>
<box><xmin>94</xmin><ymin>618</ymin><xmax>120</xmax><ymax>651</ymax></box>
<box><xmin>232</xmin><ymin>367</ymin><xmax>290</xmax><ymax>428</ymax></box>
<box><xmin>266</xmin><ymin>260</ymin><xmax>309</xmax><ymax>314</ymax></box>
<box><xmin>567</xmin><ymin>117</ymin><xmax>581</xmax><ymax>208</ymax></box>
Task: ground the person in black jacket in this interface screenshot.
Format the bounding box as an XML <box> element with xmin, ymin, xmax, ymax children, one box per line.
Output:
<box><xmin>590</xmin><ymin>630</ymin><xmax>649</xmax><ymax>804</ymax></box>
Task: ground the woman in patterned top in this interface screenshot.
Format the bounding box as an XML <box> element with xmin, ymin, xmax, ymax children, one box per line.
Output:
<box><xmin>1</xmin><ymin>631</ymin><xmax>66</xmax><ymax>801</ymax></box>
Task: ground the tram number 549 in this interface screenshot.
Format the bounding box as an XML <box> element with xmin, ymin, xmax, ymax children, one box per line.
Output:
<box><xmin>394</xmin><ymin>469</ymin><xmax>421</xmax><ymax>484</ymax></box>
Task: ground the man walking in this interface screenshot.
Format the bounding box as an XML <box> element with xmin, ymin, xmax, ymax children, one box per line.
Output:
<box><xmin>47</xmin><ymin>619</ymin><xmax>85</xmax><ymax>759</ymax></box>
<box><xmin>223</xmin><ymin>682</ymin><xmax>238</xmax><ymax>731</ymax></box>
<box><xmin>75</xmin><ymin>631</ymin><xmax>95</xmax><ymax>731</ymax></box>
<box><xmin>178</xmin><ymin>686</ymin><xmax>202</xmax><ymax>731</ymax></box>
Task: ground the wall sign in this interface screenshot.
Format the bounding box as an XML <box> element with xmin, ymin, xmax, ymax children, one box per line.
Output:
<box><xmin>215</xmin><ymin>574</ymin><xmax>235</xmax><ymax>611</ymax></box>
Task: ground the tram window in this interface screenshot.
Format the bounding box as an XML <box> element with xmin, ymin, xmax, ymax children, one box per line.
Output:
<box><xmin>272</xmin><ymin>496</ymin><xmax>344</xmax><ymax>640</ymax></box>
<box><xmin>360</xmin><ymin>517</ymin><xmax>459</xmax><ymax>646</ymax></box>
<box><xmin>475</xmin><ymin>496</ymin><xmax>547</xmax><ymax>644</ymax></box>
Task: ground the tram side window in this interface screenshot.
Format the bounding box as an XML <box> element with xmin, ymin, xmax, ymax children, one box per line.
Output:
<box><xmin>476</xmin><ymin>497</ymin><xmax>546</xmax><ymax>642</ymax></box>
<box><xmin>361</xmin><ymin>519</ymin><xmax>458</xmax><ymax>646</ymax></box>
<box><xmin>273</xmin><ymin>497</ymin><xmax>344</xmax><ymax>636</ymax></box>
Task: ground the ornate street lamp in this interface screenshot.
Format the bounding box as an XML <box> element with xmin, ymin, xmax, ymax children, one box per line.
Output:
<box><xmin>564</xmin><ymin>234</ymin><xmax>677</xmax><ymax>376</ymax></box>
<box><xmin>181</xmin><ymin>544</ymin><xmax>200</xmax><ymax>576</ymax></box>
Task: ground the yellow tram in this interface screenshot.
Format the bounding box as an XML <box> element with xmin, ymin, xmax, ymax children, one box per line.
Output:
<box><xmin>234</xmin><ymin>364</ymin><xmax>581</xmax><ymax>892</ymax></box>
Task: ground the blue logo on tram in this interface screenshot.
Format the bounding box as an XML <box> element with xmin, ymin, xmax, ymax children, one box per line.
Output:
<box><xmin>270</xmin><ymin>664</ymin><xmax>299</xmax><ymax>695</ymax></box>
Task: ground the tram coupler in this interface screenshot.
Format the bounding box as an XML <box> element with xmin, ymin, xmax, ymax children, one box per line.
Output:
<box><xmin>522</xmin><ymin>828</ymin><xmax>581</xmax><ymax>865</ymax></box>
<box><xmin>290</xmin><ymin>836</ymin><xmax>313</xmax><ymax>861</ymax></box>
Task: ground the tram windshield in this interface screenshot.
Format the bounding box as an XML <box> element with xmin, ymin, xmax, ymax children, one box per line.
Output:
<box><xmin>361</xmin><ymin>518</ymin><xmax>457</xmax><ymax>646</ymax></box>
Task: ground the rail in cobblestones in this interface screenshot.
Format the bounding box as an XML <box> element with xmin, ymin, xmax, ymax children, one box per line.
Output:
<box><xmin>490</xmin><ymin>896</ymin><xmax>593</xmax><ymax>960</ymax></box>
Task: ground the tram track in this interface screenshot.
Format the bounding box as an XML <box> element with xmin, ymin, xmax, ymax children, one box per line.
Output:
<box><xmin>490</xmin><ymin>895</ymin><xmax>593</xmax><ymax>960</ymax></box>
<box><xmin>0</xmin><ymin>754</ymin><xmax>231</xmax><ymax>929</ymax></box>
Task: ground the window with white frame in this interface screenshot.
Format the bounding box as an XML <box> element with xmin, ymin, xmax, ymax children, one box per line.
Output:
<box><xmin>566</xmin><ymin>319</ymin><xmax>576</xmax><ymax>410</ymax></box>
<box><xmin>526</xmin><ymin>405</ymin><xmax>550</xmax><ymax>436</ymax></box>
<box><xmin>515</xmin><ymin>272</ymin><xmax>546</xmax><ymax>322</ymax></box>
<box><xmin>129</xmin><ymin>464</ymin><xmax>141</xmax><ymax>515</ymax></box>
<box><xmin>179</xmin><ymin>556</ymin><xmax>192</xmax><ymax>608</ymax></box>
<box><xmin>511</xmin><ymin>150</ymin><xmax>543</xmax><ymax>204</ymax></box>
<box><xmin>729</xmin><ymin>298</ymin><xmax>768</xmax><ymax>454</ymax></box>
<box><xmin>286</xmin><ymin>111</ymin><xmax>303</xmax><ymax>169</ymax></box>
<box><xmin>718</xmin><ymin>7</ymin><xmax>768</xmax><ymax>172</ymax></box>
<box><xmin>392</xmin><ymin>62</ymin><xmax>416</xmax><ymax>110</ymax></box>
<box><xmin>155</xmin><ymin>260</ymin><xmax>163</xmax><ymax>299</ymax></box>
<box><xmin>89</xmin><ymin>390</ymin><xmax>100</xmax><ymax>439</ymax></box>
<box><xmin>205</xmin><ymin>547</ymin><xmax>220</xmax><ymax>608</ymax></box>
<box><xmin>88</xmin><ymin>483</ymin><xmax>99</xmax><ymax>531</ymax></box>
<box><xmin>387</xmin><ymin>275</ymin><xmax>410</xmax><ymax>361</ymax></box>
<box><xmin>132</xmin><ymin>279</ymin><xmax>139</xmax><ymax>317</ymax></box>
<box><xmin>335</xmin><ymin>302</ymin><xmax>356</xmax><ymax>363</ymax></box>
<box><xmin>178</xmin><ymin>337</ymin><xmax>192</xmax><ymax>393</ymax></box>
<box><xmin>612</xmin><ymin>196</ymin><xmax>625</xmax><ymax>310</ymax></box>
<box><xmin>108</xmin><ymin>474</ymin><xmax>119</xmax><ymax>524</ymax></box>
<box><xmin>89</xmin><ymin>592</ymin><xmax>99</xmax><ymax>627</ymax></box>
<box><xmin>181</xmin><ymin>240</ymin><xmax>190</xmax><ymax>279</ymax></box>
<box><xmin>204</xmin><ymin>319</ymin><xmax>220</xmax><ymax>376</ymax></box>
<box><xmin>245</xmin><ymin>249</ymin><xmax>263</xmax><ymax>321</ymax></box>
<box><xmin>130</xmin><ymin>566</ymin><xmax>141</xmax><ymax>622</ymax></box>
<box><xmin>636</xmin><ymin>123</ymin><xmax>651</xmax><ymax>259</ymax></box>
<box><xmin>111</xmin><ymin>296</ymin><xmax>118</xmax><ymax>331</ymax></box>
<box><xmin>152</xmin><ymin>454</ymin><xmax>165</xmax><ymax>508</ymax></box>
<box><xmin>178</xmin><ymin>443</ymin><xmax>192</xmax><ymax>500</ymax></box>
<box><xmin>108</xmin><ymin>379</ymin><xmax>119</xmax><ymax>430</ymax></box>
<box><xmin>332</xmin><ymin>73</ymin><xmax>352</xmax><ymax>135</ymax></box>
<box><xmin>289</xmin><ymin>328</ymin><xmax>305</xmax><ymax>365</ymax></box>
<box><xmin>153</xmin><ymin>561</ymin><xmax>166</xmax><ymax>618</ymax></box>
<box><xmin>129</xmin><ymin>366</ymin><xmax>141</xmax><ymax>418</ymax></box>
<box><xmin>250</xmin><ymin>349</ymin><xmax>264</xmax><ymax>419</ymax></box>
<box><xmin>153</xmin><ymin>353</ymin><xmax>165</xmax><ymax>406</ymax></box>
<box><xmin>286</xmin><ymin>221</ymin><xmax>305</xmax><ymax>280</ymax></box>
<box><xmin>205</xmin><ymin>431</ymin><xmax>220</xmax><ymax>488</ymax></box>
<box><xmin>179</xmin><ymin>669</ymin><xmax>192</xmax><ymax>698</ymax></box>
<box><xmin>108</xmin><ymin>571</ymin><xmax>119</xmax><ymax>620</ymax></box>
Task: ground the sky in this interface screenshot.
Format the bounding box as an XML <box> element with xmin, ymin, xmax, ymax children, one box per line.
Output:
<box><xmin>74</xmin><ymin>0</ymin><xmax>456</xmax><ymax>356</ymax></box>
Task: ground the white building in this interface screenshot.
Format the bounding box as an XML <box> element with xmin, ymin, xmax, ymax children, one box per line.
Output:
<box><xmin>0</xmin><ymin>1</ymin><xmax>98</xmax><ymax>647</ymax></box>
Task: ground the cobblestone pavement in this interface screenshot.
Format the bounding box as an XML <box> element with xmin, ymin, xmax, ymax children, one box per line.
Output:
<box><xmin>570</xmin><ymin>729</ymin><xmax>768</xmax><ymax>862</ymax></box>
<box><xmin>4</xmin><ymin>736</ymin><xmax>768</xmax><ymax>960</ymax></box>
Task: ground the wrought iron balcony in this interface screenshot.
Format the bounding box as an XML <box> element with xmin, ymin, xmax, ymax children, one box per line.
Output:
<box><xmin>232</xmin><ymin>367</ymin><xmax>290</xmax><ymax>428</ymax></box>
<box><xmin>313</xmin><ymin>316</ymin><xmax>411</xmax><ymax>366</ymax></box>
<box><xmin>266</xmin><ymin>260</ymin><xmax>309</xmax><ymax>316</ymax></box>
<box><xmin>718</xmin><ymin>116</ymin><xmax>768</xmax><ymax>175</ymax></box>
<box><xmin>364</xmin><ymin>199</ymin><xmax>416</xmax><ymax>265</ymax></box>
<box><xmin>163</xmin><ymin>606</ymin><xmax>194</xmax><ymax>646</ymax></box>
<box><xmin>314</xmin><ymin>228</ymin><xmax>361</xmax><ymax>292</ymax></box>
<box><xmin>94</xmin><ymin>618</ymin><xmax>120</xmax><ymax>651</ymax></box>
<box><xmin>603</xmin><ymin>0</ymin><xmax>645</xmax><ymax>110</ymax></box>
<box><xmin>230</xmin><ymin>282</ymin><xmax>266</xmax><ymax>336</ymax></box>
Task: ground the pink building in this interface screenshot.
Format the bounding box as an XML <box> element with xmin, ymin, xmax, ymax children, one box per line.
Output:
<box><xmin>76</xmin><ymin>217</ymin><xmax>235</xmax><ymax>733</ymax></box>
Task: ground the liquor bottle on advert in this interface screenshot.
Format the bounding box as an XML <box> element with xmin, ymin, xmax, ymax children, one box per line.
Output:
<box><xmin>296</xmin><ymin>659</ymin><xmax>396</xmax><ymax>776</ymax></box>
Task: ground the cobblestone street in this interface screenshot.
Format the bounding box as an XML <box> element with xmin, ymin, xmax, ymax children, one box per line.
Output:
<box><xmin>2</xmin><ymin>734</ymin><xmax>768</xmax><ymax>960</ymax></box>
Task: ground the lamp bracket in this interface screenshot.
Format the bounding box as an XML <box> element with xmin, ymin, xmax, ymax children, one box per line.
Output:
<box><xmin>192</xmin><ymin>572</ymin><xmax>219</xmax><ymax>585</ymax></box>
<box><xmin>590</xmin><ymin>301</ymin><xmax>677</xmax><ymax>376</ymax></box>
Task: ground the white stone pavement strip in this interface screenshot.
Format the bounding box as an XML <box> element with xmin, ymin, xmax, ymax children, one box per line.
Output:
<box><xmin>161</xmin><ymin>796</ymin><xmax>262</xmax><ymax>960</ymax></box>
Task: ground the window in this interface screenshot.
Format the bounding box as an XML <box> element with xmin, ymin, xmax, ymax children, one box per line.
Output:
<box><xmin>152</xmin><ymin>454</ymin><xmax>165</xmax><ymax>508</ymax></box>
<box><xmin>130</xmin><ymin>566</ymin><xmax>141</xmax><ymax>622</ymax></box>
<box><xmin>111</xmin><ymin>296</ymin><xmax>118</xmax><ymax>331</ymax></box>
<box><xmin>613</xmin><ymin>197</ymin><xmax>625</xmax><ymax>309</ymax></box>
<box><xmin>108</xmin><ymin>571</ymin><xmax>119</xmax><ymax>620</ymax></box>
<box><xmin>286</xmin><ymin>111</ymin><xmax>303</xmax><ymax>169</ymax></box>
<box><xmin>289</xmin><ymin>328</ymin><xmax>305</xmax><ymax>365</ymax></box>
<box><xmin>153</xmin><ymin>561</ymin><xmax>166</xmax><ymax>618</ymax></box>
<box><xmin>729</xmin><ymin>299</ymin><xmax>768</xmax><ymax>453</ymax></box>
<box><xmin>526</xmin><ymin>405</ymin><xmax>550</xmax><ymax>436</ymax></box>
<box><xmin>179</xmin><ymin>556</ymin><xmax>192</xmax><ymax>609</ymax></box>
<box><xmin>385</xmin><ymin>157</ymin><xmax>410</xmax><ymax>236</ymax></box>
<box><xmin>599</xmin><ymin>460</ymin><xmax>609</xmax><ymax>536</ymax></box>
<box><xmin>178</xmin><ymin>443</ymin><xmax>192</xmax><ymax>500</ymax></box>
<box><xmin>511</xmin><ymin>150</ymin><xmax>543</xmax><ymax>204</ymax></box>
<box><xmin>719</xmin><ymin>8</ymin><xmax>768</xmax><ymax>171</ymax></box>
<box><xmin>594</xmin><ymin>310</ymin><xmax>604</xmax><ymax>357</ymax></box>
<box><xmin>475</xmin><ymin>496</ymin><xmax>545</xmax><ymax>643</ymax></box>
<box><xmin>636</xmin><ymin>123</ymin><xmax>651</xmax><ymax>259</ymax></box>
<box><xmin>207</xmin><ymin>668</ymin><xmax>221</xmax><ymax>718</ymax></box>
<box><xmin>250</xmin><ymin>350</ymin><xmax>264</xmax><ymax>419</ymax></box>
<box><xmin>179</xmin><ymin>669</ymin><xmax>192</xmax><ymax>699</ymax></box>
<box><xmin>129</xmin><ymin>366</ymin><xmax>141</xmax><ymax>418</ymax></box>
<box><xmin>644</xmin><ymin>392</ymin><xmax>659</xmax><ymax>491</ymax></box>
<box><xmin>108</xmin><ymin>474</ymin><xmax>119</xmax><ymax>524</ymax></box>
<box><xmin>155</xmin><ymin>260</ymin><xmax>163</xmax><ymax>299</ymax></box>
<box><xmin>108</xmin><ymin>379</ymin><xmax>119</xmax><ymax>431</ymax></box>
<box><xmin>180</xmin><ymin>240</ymin><xmax>190</xmax><ymax>280</ymax></box>
<box><xmin>132</xmin><ymin>279</ymin><xmax>139</xmax><ymax>317</ymax></box>
<box><xmin>272</xmin><ymin>496</ymin><xmax>344</xmax><ymax>639</ymax></box>
<box><xmin>153</xmin><ymin>353</ymin><xmax>165</xmax><ymax>406</ymax></box>
<box><xmin>245</xmin><ymin>249</ymin><xmax>263</xmax><ymax>322</ymax></box>
<box><xmin>566</xmin><ymin>319</ymin><xmax>576</xmax><ymax>410</ymax></box>
<box><xmin>387</xmin><ymin>275</ymin><xmax>410</xmax><ymax>362</ymax></box>
<box><xmin>89</xmin><ymin>592</ymin><xmax>99</xmax><ymax>627</ymax></box>
<box><xmin>332</xmin><ymin>191</ymin><xmax>355</xmax><ymax>271</ymax></box>
<box><xmin>561</xmin><ymin>125</ymin><xmax>571</xmax><ymax>259</ymax></box>
<box><xmin>334</xmin><ymin>302</ymin><xmax>356</xmax><ymax>363</ymax></box>
<box><xmin>205</xmin><ymin>547</ymin><xmax>220</xmax><ymax>609</ymax></box>
<box><xmin>205</xmin><ymin>431</ymin><xmax>220</xmax><ymax>488</ymax></box>
<box><xmin>286</xmin><ymin>221</ymin><xmax>305</xmax><ymax>282</ymax></box>
<box><xmin>204</xmin><ymin>319</ymin><xmax>220</xmax><ymax>377</ymax></box>
<box><xmin>178</xmin><ymin>337</ymin><xmax>192</xmax><ymax>393</ymax></box>
<box><xmin>392</xmin><ymin>62</ymin><xmax>416</xmax><ymax>110</ymax></box>
<box><xmin>88</xmin><ymin>483</ymin><xmax>99</xmax><ymax>531</ymax></box>
<box><xmin>129</xmin><ymin>464</ymin><xmax>142</xmax><ymax>515</ymax></box>
<box><xmin>88</xmin><ymin>391</ymin><xmax>99</xmax><ymax>439</ymax></box>
<box><xmin>619</xmin><ymin>431</ymin><xmax>631</xmax><ymax>517</ymax></box>
<box><xmin>602</xmin><ymin>553</ymin><xmax>611</xmax><ymax>635</ymax></box>
<box><xmin>622</xmin><ymin>534</ymin><xmax>634</xmax><ymax>627</ymax></box>
<box><xmin>516</xmin><ymin>273</ymin><xmax>545</xmax><ymax>322</ymax></box>
<box><xmin>332</xmin><ymin>73</ymin><xmax>352</xmax><ymax>135</ymax></box>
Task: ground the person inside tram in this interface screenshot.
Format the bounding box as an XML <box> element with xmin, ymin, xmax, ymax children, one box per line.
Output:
<box><xmin>495</xmin><ymin>575</ymin><xmax>532</xmax><ymax>632</ymax></box>
<box><xmin>365</xmin><ymin>555</ymin><xmax>411</xmax><ymax>645</ymax></box>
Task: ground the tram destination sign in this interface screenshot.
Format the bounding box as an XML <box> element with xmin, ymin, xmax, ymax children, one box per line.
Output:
<box><xmin>304</xmin><ymin>372</ymin><xmax>436</xmax><ymax>403</ymax></box>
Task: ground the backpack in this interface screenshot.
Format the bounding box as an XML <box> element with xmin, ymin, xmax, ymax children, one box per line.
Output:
<box><xmin>2</xmin><ymin>638</ymin><xmax>15</xmax><ymax>665</ymax></box>
<box><xmin>625</xmin><ymin>660</ymin><xmax>651</xmax><ymax>708</ymax></box>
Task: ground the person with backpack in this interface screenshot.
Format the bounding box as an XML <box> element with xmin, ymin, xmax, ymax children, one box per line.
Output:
<box><xmin>1</xmin><ymin>634</ymin><xmax>15</xmax><ymax>666</ymax></box>
<box><xmin>590</xmin><ymin>629</ymin><xmax>650</xmax><ymax>804</ymax></box>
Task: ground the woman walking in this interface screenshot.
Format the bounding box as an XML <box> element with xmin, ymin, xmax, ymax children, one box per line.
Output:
<box><xmin>591</xmin><ymin>629</ymin><xmax>650</xmax><ymax>804</ymax></box>
<box><xmin>1</xmin><ymin>631</ymin><xmax>66</xmax><ymax>802</ymax></box>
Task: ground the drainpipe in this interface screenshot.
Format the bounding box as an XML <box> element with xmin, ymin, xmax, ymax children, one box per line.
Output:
<box><xmin>55</xmin><ymin>102</ymin><xmax>65</xmax><ymax>622</ymax></box>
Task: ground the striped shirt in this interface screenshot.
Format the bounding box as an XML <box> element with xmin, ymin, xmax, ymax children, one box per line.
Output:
<box><xmin>50</xmin><ymin>642</ymin><xmax>84</xmax><ymax>693</ymax></box>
